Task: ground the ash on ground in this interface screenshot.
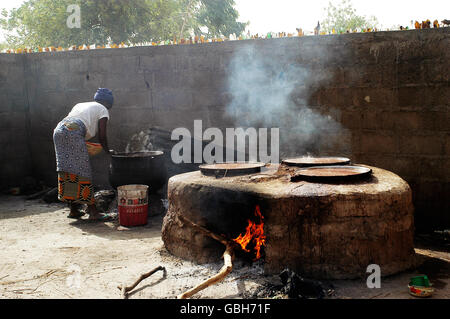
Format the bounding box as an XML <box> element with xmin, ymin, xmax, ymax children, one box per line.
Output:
<box><xmin>252</xmin><ymin>268</ymin><xmax>335</xmax><ymax>299</ymax></box>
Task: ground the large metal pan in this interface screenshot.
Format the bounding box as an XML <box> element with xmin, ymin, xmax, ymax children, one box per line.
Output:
<box><xmin>282</xmin><ymin>156</ymin><xmax>351</xmax><ymax>167</ymax></box>
<box><xmin>290</xmin><ymin>165</ymin><xmax>372</xmax><ymax>182</ymax></box>
<box><xmin>199</xmin><ymin>162</ymin><xmax>266</xmax><ymax>177</ymax></box>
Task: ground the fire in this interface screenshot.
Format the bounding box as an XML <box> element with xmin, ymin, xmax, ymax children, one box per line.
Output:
<box><xmin>233</xmin><ymin>205</ymin><xmax>266</xmax><ymax>260</ymax></box>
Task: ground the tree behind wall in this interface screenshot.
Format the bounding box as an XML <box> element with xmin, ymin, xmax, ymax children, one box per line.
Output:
<box><xmin>320</xmin><ymin>0</ymin><xmax>378</xmax><ymax>33</ymax></box>
<box><xmin>195</xmin><ymin>0</ymin><xmax>247</xmax><ymax>37</ymax></box>
<box><xmin>0</xmin><ymin>0</ymin><xmax>247</xmax><ymax>48</ymax></box>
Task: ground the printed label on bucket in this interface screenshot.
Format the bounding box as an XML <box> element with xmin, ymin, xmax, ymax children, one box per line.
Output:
<box><xmin>117</xmin><ymin>185</ymin><xmax>149</xmax><ymax>226</ymax></box>
<box><xmin>119</xmin><ymin>197</ymin><xmax>148</xmax><ymax>206</ymax></box>
<box><xmin>119</xmin><ymin>203</ymin><xmax>148</xmax><ymax>226</ymax></box>
<box><xmin>119</xmin><ymin>204</ymin><xmax>148</xmax><ymax>214</ymax></box>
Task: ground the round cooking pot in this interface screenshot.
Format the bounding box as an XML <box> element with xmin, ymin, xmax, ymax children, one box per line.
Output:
<box><xmin>109</xmin><ymin>151</ymin><xmax>167</xmax><ymax>192</ymax></box>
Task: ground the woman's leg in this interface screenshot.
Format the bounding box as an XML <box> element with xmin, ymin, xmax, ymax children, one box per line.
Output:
<box><xmin>68</xmin><ymin>203</ymin><xmax>85</xmax><ymax>218</ymax></box>
<box><xmin>87</xmin><ymin>204</ymin><xmax>113</xmax><ymax>221</ymax></box>
<box><xmin>87</xmin><ymin>204</ymin><xmax>101</xmax><ymax>218</ymax></box>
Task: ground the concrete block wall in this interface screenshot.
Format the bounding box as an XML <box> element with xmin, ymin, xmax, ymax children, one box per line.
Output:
<box><xmin>341</xmin><ymin>30</ymin><xmax>449</xmax><ymax>230</ymax></box>
<box><xmin>0</xmin><ymin>28</ymin><xmax>448</xmax><ymax>229</ymax></box>
<box><xmin>0</xmin><ymin>54</ymin><xmax>32</xmax><ymax>189</ymax></box>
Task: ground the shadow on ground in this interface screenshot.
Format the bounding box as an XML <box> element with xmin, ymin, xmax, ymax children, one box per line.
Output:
<box><xmin>0</xmin><ymin>196</ymin><xmax>66</xmax><ymax>219</ymax></box>
<box><xmin>68</xmin><ymin>213</ymin><xmax>165</xmax><ymax>241</ymax></box>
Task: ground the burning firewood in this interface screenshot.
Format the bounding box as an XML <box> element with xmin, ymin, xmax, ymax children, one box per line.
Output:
<box><xmin>176</xmin><ymin>206</ymin><xmax>266</xmax><ymax>299</ymax></box>
<box><xmin>232</xmin><ymin>205</ymin><xmax>266</xmax><ymax>261</ymax></box>
<box><xmin>177</xmin><ymin>214</ymin><xmax>237</xmax><ymax>247</ymax></box>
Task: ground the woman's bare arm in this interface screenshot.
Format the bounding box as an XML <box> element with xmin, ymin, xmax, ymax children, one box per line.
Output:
<box><xmin>98</xmin><ymin>117</ymin><xmax>111</xmax><ymax>154</ymax></box>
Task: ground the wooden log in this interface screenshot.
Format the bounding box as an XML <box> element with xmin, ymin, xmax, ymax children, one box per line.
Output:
<box><xmin>178</xmin><ymin>244</ymin><xmax>234</xmax><ymax>299</ymax></box>
<box><xmin>176</xmin><ymin>215</ymin><xmax>238</xmax><ymax>299</ymax></box>
<box><xmin>117</xmin><ymin>266</ymin><xmax>166</xmax><ymax>299</ymax></box>
<box><xmin>176</xmin><ymin>214</ymin><xmax>239</xmax><ymax>249</ymax></box>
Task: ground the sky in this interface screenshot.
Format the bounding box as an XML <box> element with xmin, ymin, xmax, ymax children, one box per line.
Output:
<box><xmin>1</xmin><ymin>0</ymin><xmax>449</xmax><ymax>41</ymax></box>
<box><xmin>234</xmin><ymin>0</ymin><xmax>450</xmax><ymax>33</ymax></box>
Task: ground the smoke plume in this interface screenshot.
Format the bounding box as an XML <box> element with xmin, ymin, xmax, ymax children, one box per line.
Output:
<box><xmin>225</xmin><ymin>42</ymin><xmax>350</xmax><ymax>159</ymax></box>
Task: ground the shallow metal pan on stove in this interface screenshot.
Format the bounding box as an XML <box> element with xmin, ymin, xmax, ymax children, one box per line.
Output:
<box><xmin>282</xmin><ymin>156</ymin><xmax>351</xmax><ymax>167</ymax></box>
<box><xmin>290</xmin><ymin>165</ymin><xmax>372</xmax><ymax>182</ymax></box>
<box><xmin>199</xmin><ymin>162</ymin><xmax>266</xmax><ymax>177</ymax></box>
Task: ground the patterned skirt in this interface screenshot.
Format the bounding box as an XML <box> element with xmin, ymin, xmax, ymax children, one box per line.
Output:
<box><xmin>53</xmin><ymin>118</ymin><xmax>94</xmax><ymax>205</ymax></box>
<box><xmin>57</xmin><ymin>172</ymin><xmax>94</xmax><ymax>205</ymax></box>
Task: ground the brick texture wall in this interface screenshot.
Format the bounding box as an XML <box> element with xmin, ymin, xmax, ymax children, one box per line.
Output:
<box><xmin>0</xmin><ymin>28</ymin><xmax>448</xmax><ymax>230</ymax></box>
<box><xmin>0</xmin><ymin>54</ymin><xmax>32</xmax><ymax>188</ymax></box>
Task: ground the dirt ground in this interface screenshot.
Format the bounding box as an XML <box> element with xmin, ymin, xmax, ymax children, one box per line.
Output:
<box><xmin>0</xmin><ymin>195</ymin><xmax>448</xmax><ymax>299</ymax></box>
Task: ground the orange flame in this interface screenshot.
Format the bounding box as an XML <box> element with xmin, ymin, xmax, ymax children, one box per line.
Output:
<box><xmin>233</xmin><ymin>205</ymin><xmax>266</xmax><ymax>260</ymax></box>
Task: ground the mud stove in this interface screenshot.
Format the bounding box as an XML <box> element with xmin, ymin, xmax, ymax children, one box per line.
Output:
<box><xmin>162</xmin><ymin>158</ymin><xmax>416</xmax><ymax>279</ymax></box>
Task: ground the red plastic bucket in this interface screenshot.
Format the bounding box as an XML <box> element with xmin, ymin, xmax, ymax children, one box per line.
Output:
<box><xmin>117</xmin><ymin>184</ymin><xmax>149</xmax><ymax>227</ymax></box>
